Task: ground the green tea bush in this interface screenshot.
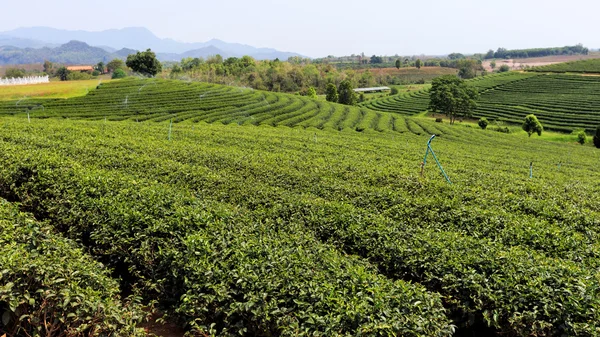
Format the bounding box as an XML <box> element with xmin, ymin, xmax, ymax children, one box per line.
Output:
<box><xmin>0</xmin><ymin>199</ymin><xmax>144</xmax><ymax>336</ymax></box>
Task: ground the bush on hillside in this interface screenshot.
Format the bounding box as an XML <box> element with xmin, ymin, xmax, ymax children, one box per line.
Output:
<box><xmin>112</xmin><ymin>69</ymin><xmax>127</xmax><ymax>79</ymax></box>
<box><xmin>0</xmin><ymin>199</ymin><xmax>144</xmax><ymax>336</ymax></box>
<box><xmin>478</xmin><ymin>117</ymin><xmax>489</xmax><ymax>130</ymax></box>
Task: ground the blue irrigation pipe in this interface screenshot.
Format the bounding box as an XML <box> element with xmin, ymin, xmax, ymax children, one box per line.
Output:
<box><xmin>423</xmin><ymin>135</ymin><xmax>452</xmax><ymax>184</ymax></box>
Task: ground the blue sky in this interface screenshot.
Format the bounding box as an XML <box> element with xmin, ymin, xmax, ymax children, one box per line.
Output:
<box><xmin>1</xmin><ymin>0</ymin><xmax>598</xmax><ymax>57</ymax></box>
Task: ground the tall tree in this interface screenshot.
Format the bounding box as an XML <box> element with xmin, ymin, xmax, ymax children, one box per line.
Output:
<box><xmin>106</xmin><ymin>59</ymin><xmax>125</xmax><ymax>73</ymax></box>
<box><xmin>96</xmin><ymin>62</ymin><xmax>105</xmax><ymax>74</ymax></box>
<box><xmin>395</xmin><ymin>59</ymin><xmax>401</xmax><ymax>69</ymax></box>
<box><xmin>338</xmin><ymin>80</ymin><xmax>357</xmax><ymax>106</ymax></box>
<box><xmin>325</xmin><ymin>83</ymin><xmax>338</xmax><ymax>103</ymax></box>
<box><xmin>415</xmin><ymin>59</ymin><xmax>422</xmax><ymax>69</ymax></box>
<box><xmin>428</xmin><ymin>75</ymin><xmax>479</xmax><ymax>124</ymax></box>
<box><xmin>522</xmin><ymin>114</ymin><xmax>543</xmax><ymax>137</ymax></box>
<box><xmin>43</xmin><ymin>60</ymin><xmax>53</xmax><ymax>75</ymax></box>
<box><xmin>126</xmin><ymin>49</ymin><xmax>162</xmax><ymax>77</ymax></box>
<box><xmin>55</xmin><ymin>67</ymin><xmax>70</xmax><ymax>81</ymax></box>
<box><xmin>4</xmin><ymin>68</ymin><xmax>26</xmax><ymax>78</ymax></box>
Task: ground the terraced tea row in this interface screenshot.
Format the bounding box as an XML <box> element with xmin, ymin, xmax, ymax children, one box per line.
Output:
<box><xmin>2</xmin><ymin>118</ymin><xmax>600</xmax><ymax>336</ymax></box>
<box><xmin>475</xmin><ymin>74</ymin><xmax>600</xmax><ymax>132</ymax></box>
<box><xmin>360</xmin><ymin>72</ymin><xmax>600</xmax><ymax>132</ymax></box>
<box><xmin>0</xmin><ymin>78</ymin><xmax>435</xmax><ymax>135</ymax></box>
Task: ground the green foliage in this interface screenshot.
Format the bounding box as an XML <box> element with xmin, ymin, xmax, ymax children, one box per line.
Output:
<box><xmin>55</xmin><ymin>67</ymin><xmax>70</xmax><ymax>81</ymax></box>
<box><xmin>498</xmin><ymin>64</ymin><xmax>510</xmax><ymax>72</ymax></box>
<box><xmin>576</xmin><ymin>130</ymin><xmax>587</xmax><ymax>145</ymax></box>
<box><xmin>522</xmin><ymin>114</ymin><xmax>543</xmax><ymax>137</ymax></box>
<box><xmin>488</xmin><ymin>44</ymin><xmax>589</xmax><ymax>59</ymax></box>
<box><xmin>415</xmin><ymin>59</ymin><xmax>422</xmax><ymax>69</ymax></box>
<box><xmin>43</xmin><ymin>60</ymin><xmax>53</xmax><ymax>75</ymax></box>
<box><xmin>337</xmin><ymin>80</ymin><xmax>357</xmax><ymax>105</ymax></box>
<box><xmin>359</xmin><ymin>92</ymin><xmax>365</xmax><ymax>103</ymax></box>
<box><xmin>0</xmin><ymin>124</ymin><xmax>454</xmax><ymax>336</ymax></box>
<box><xmin>66</xmin><ymin>71</ymin><xmax>92</xmax><ymax>81</ymax></box>
<box><xmin>106</xmin><ymin>58</ymin><xmax>126</xmax><ymax>73</ymax></box>
<box><xmin>390</xmin><ymin>87</ymin><xmax>399</xmax><ymax>95</ymax></box>
<box><xmin>0</xmin><ymin>199</ymin><xmax>144</xmax><ymax>336</ymax></box>
<box><xmin>457</xmin><ymin>59</ymin><xmax>481</xmax><ymax>79</ymax></box>
<box><xmin>111</xmin><ymin>68</ymin><xmax>127</xmax><ymax>79</ymax></box>
<box><xmin>92</xmin><ymin>70</ymin><xmax>100</xmax><ymax>76</ymax></box>
<box><xmin>370</xmin><ymin>55</ymin><xmax>383</xmax><ymax>64</ymax></box>
<box><xmin>395</xmin><ymin>59</ymin><xmax>401</xmax><ymax>69</ymax></box>
<box><xmin>478</xmin><ymin>117</ymin><xmax>489</xmax><ymax>129</ymax></box>
<box><xmin>428</xmin><ymin>75</ymin><xmax>479</xmax><ymax>124</ymax></box>
<box><xmin>490</xmin><ymin>60</ymin><xmax>496</xmax><ymax>69</ymax></box>
<box><xmin>4</xmin><ymin>68</ymin><xmax>26</xmax><ymax>78</ymax></box>
<box><xmin>126</xmin><ymin>49</ymin><xmax>162</xmax><ymax>76</ymax></box>
<box><xmin>595</xmin><ymin>126</ymin><xmax>600</xmax><ymax>148</ymax></box>
<box><xmin>531</xmin><ymin>59</ymin><xmax>600</xmax><ymax>74</ymax></box>
<box><xmin>96</xmin><ymin>61</ymin><xmax>105</xmax><ymax>73</ymax></box>
<box><xmin>1</xmin><ymin>117</ymin><xmax>600</xmax><ymax>336</ymax></box>
<box><xmin>307</xmin><ymin>86</ymin><xmax>317</xmax><ymax>99</ymax></box>
<box><xmin>325</xmin><ymin>83</ymin><xmax>338</xmax><ymax>102</ymax></box>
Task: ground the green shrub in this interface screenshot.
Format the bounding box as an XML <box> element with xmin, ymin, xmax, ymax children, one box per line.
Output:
<box><xmin>112</xmin><ymin>69</ymin><xmax>127</xmax><ymax>79</ymax></box>
<box><xmin>66</xmin><ymin>71</ymin><xmax>92</xmax><ymax>81</ymax></box>
<box><xmin>0</xmin><ymin>199</ymin><xmax>144</xmax><ymax>336</ymax></box>
<box><xmin>92</xmin><ymin>70</ymin><xmax>100</xmax><ymax>76</ymax></box>
<box><xmin>390</xmin><ymin>87</ymin><xmax>399</xmax><ymax>95</ymax></box>
<box><xmin>478</xmin><ymin>117</ymin><xmax>489</xmax><ymax>129</ymax></box>
<box><xmin>574</xmin><ymin>130</ymin><xmax>587</xmax><ymax>145</ymax></box>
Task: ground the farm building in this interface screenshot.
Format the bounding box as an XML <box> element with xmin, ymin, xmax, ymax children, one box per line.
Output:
<box><xmin>66</xmin><ymin>65</ymin><xmax>94</xmax><ymax>72</ymax></box>
<box><xmin>353</xmin><ymin>86</ymin><xmax>391</xmax><ymax>93</ymax></box>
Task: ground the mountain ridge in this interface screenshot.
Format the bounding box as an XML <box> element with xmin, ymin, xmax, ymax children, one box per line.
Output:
<box><xmin>0</xmin><ymin>26</ymin><xmax>303</xmax><ymax>60</ymax></box>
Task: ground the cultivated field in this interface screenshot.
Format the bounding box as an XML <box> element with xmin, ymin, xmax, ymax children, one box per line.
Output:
<box><xmin>0</xmin><ymin>79</ymin><xmax>109</xmax><ymax>100</ymax></box>
<box><xmin>362</xmin><ymin>70</ymin><xmax>600</xmax><ymax>132</ymax></box>
<box><xmin>2</xmin><ymin>74</ymin><xmax>600</xmax><ymax>336</ymax></box>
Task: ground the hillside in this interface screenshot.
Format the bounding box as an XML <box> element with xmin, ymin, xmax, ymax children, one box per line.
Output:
<box><xmin>0</xmin><ymin>40</ymin><xmax>132</xmax><ymax>65</ymax></box>
<box><xmin>1</xmin><ymin>107</ymin><xmax>600</xmax><ymax>335</ymax></box>
<box><xmin>530</xmin><ymin>58</ymin><xmax>600</xmax><ymax>73</ymax></box>
<box><xmin>361</xmin><ymin>72</ymin><xmax>600</xmax><ymax>132</ymax></box>
<box><xmin>0</xmin><ymin>78</ymin><xmax>417</xmax><ymax>134</ymax></box>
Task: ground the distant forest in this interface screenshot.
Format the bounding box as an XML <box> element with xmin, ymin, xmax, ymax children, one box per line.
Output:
<box><xmin>484</xmin><ymin>45</ymin><xmax>589</xmax><ymax>59</ymax></box>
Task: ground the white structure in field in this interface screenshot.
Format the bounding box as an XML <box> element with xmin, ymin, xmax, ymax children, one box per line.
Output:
<box><xmin>0</xmin><ymin>76</ymin><xmax>50</xmax><ymax>86</ymax></box>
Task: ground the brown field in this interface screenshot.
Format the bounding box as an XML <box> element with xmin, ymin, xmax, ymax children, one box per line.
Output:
<box><xmin>482</xmin><ymin>52</ymin><xmax>600</xmax><ymax>71</ymax></box>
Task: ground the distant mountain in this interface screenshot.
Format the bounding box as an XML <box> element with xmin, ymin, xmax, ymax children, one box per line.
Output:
<box><xmin>0</xmin><ymin>40</ymin><xmax>129</xmax><ymax>65</ymax></box>
<box><xmin>0</xmin><ymin>27</ymin><xmax>303</xmax><ymax>60</ymax></box>
<box><xmin>0</xmin><ymin>35</ymin><xmax>57</xmax><ymax>49</ymax></box>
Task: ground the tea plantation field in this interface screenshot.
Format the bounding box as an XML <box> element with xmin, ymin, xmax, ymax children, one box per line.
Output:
<box><xmin>0</xmin><ymin>78</ymin><xmax>410</xmax><ymax>133</ymax></box>
<box><xmin>361</xmin><ymin>71</ymin><xmax>600</xmax><ymax>132</ymax></box>
<box><xmin>1</xmin><ymin>110</ymin><xmax>600</xmax><ymax>336</ymax></box>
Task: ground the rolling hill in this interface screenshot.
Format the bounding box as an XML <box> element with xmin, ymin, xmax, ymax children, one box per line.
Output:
<box><xmin>1</xmin><ymin>81</ymin><xmax>600</xmax><ymax>335</ymax></box>
<box><xmin>361</xmin><ymin>70</ymin><xmax>600</xmax><ymax>132</ymax></box>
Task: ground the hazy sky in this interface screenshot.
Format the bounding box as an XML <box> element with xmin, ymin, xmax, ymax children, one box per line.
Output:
<box><xmin>1</xmin><ymin>0</ymin><xmax>598</xmax><ymax>57</ymax></box>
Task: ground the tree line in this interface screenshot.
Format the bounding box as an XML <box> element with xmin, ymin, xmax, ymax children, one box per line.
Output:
<box><xmin>484</xmin><ymin>45</ymin><xmax>589</xmax><ymax>59</ymax></box>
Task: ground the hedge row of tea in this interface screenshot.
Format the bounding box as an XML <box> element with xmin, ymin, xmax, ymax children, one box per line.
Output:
<box><xmin>0</xmin><ymin>120</ymin><xmax>454</xmax><ymax>336</ymax></box>
<box><xmin>0</xmin><ymin>78</ymin><xmax>420</xmax><ymax>134</ymax></box>
<box><xmin>1</xmin><ymin>118</ymin><xmax>600</xmax><ymax>336</ymax></box>
<box><xmin>361</xmin><ymin>72</ymin><xmax>600</xmax><ymax>132</ymax></box>
<box><xmin>530</xmin><ymin>59</ymin><xmax>600</xmax><ymax>73</ymax></box>
<box><xmin>0</xmin><ymin>198</ymin><xmax>144</xmax><ymax>336</ymax></box>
